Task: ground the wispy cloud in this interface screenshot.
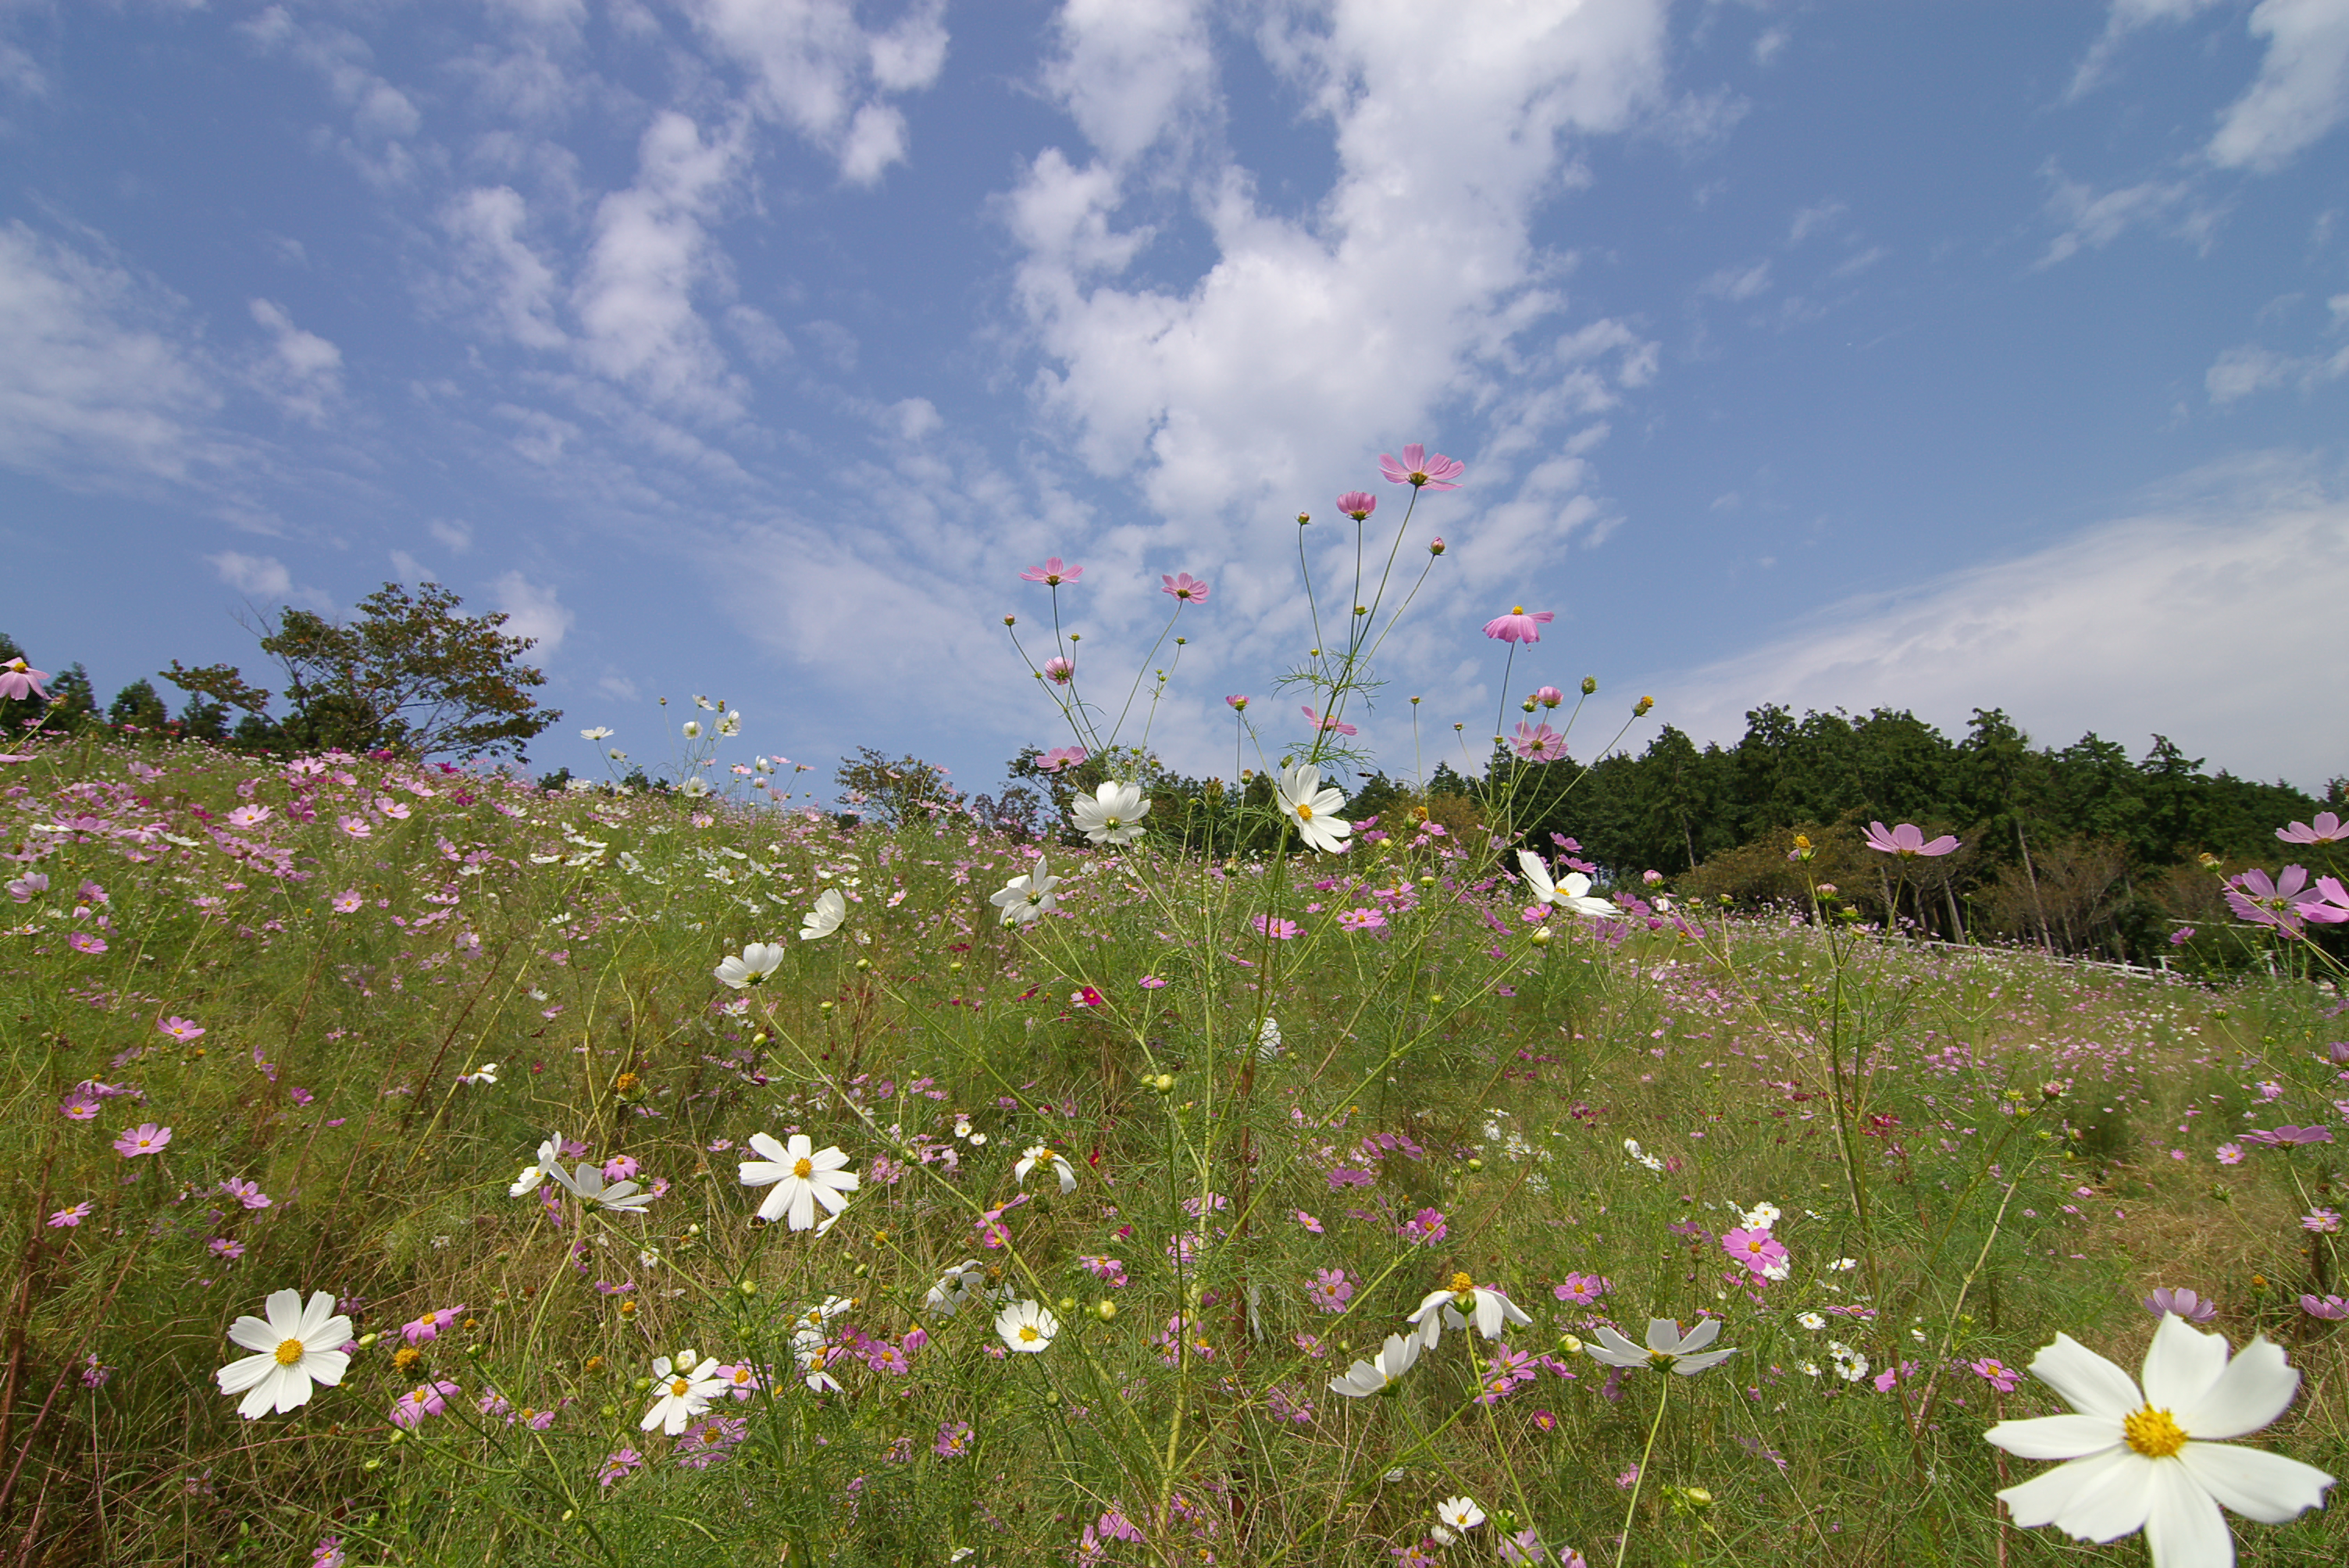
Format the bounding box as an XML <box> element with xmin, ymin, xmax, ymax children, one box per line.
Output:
<box><xmin>208</xmin><ymin>549</ymin><xmax>292</xmax><ymax>598</ymax></box>
<box><xmin>1639</xmin><ymin>456</ymin><xmax>2349</xmax><ymax>790</ymax></box>
<box><xmin>247</xmin><ymin>298</ymin><xmax>344</xmax><ymax>423</ymax></box>
<box><xmin>2208</xmin><ymin>0</ymin><xmax>2349</xmax><ymax>171</ymax></box>
<box><xmin>683</xmin><ymin>0</ymin><xmax>949</xmax><ymax>185</ymax></box>
<box><xmin>493</xmin><ymin>570</ymin><xmax>574</xmax><ymax>660</ymax></box>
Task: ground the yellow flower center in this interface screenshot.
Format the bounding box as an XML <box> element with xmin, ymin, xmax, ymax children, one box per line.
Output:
<box><xmin>1450</xmin><ymin>1271</ymin><xmax>1475</xmax><ymax>1294</ymax></box>
<box><xmin>274</xmin><ymin>1338</ymin><xmax>305</xmax><ymax>1366</ymax></box>
<box><xmin>1511</xmin><ymin>606</ymin><xmax>1524</xmax><ymax>615</ymax></box>
<box><xmin>1105</xmin><ymin>816</ymin><xmax>1121</xmax><ymax>829</ymax></box>
<box><xmin>670</xmin><ymin>1377</ymin><xmax>692</xmax><ymax>1397</ymax></box>
<box><xmin>2124</xmin><ymin>1406</ymin><xmax>2187</xmax><ymax>1459</ymax></box>
<box><xmin>1019</xmin><ymin>1327</ymin><xmax>1040</xmax><ymax>1343</ymax></box>
<box><xmin>793</xmin><ymin>1157</ymin><xmax>814</xmax><ymax>1179</ymax></box>
<box><xmin>1296</xmin><ymin>804</ymin><xmax>1314</xmax><ymax>821</ymax></box>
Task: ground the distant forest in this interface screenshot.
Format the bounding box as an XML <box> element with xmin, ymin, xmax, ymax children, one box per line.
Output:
<box><xmin>9</xmin><ymin>629</ymin><xmax>2339</xmax><ymax>968</ymax></box>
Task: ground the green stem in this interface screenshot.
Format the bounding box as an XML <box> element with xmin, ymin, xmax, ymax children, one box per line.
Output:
<box><xmin>1613</xmin><ymin>1374</ymin><xmax>1670</xmax><ymax>1568</ymax></box>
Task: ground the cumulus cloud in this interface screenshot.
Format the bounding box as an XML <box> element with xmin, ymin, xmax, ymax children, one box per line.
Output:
<box><xmin>209</xmin><ymin>550</ymin><xmax>293</xmax><ymax>597</ymax></box>
<box><xmin>440</xmin><ymin>187</ymin><xmax>568</xmax><ymax>349</ymax></box>
<box><xmin>0</xmin><ymin>223</ymin><xmax>220</xmax><ymax>486</ymax></box>
<box><xmin>493</xmin><ymin>569</ymin><xmax>573</xmax><ymax>659</ymax></box>
<box><xmin>248</xmin><ymin>298</ymin><xmax>344</xmax><ymax>422</ymax></box>
<box><xmin>683</xmin><ymin>0</ymin><xmax>948</xmax><ymax>184</ymax></box>
<box><xmin>2208</xmin><ymin>0</ymin><xmax>2349</xmax><ymax>172</ymax></box>
<box><xmin>570</xmin><ymin>112</ymin><xmax>747</xmax><ymax>418</ymax></box>
<box><xmin>1042</xmin><ymin>0</ymin><xmax>1217</xmax><ymax>167</ymax></box>
<box><xmin>1638</xmin><ymin>460</ymin><xmax>2349</xmax><ymax>790</ymax></box>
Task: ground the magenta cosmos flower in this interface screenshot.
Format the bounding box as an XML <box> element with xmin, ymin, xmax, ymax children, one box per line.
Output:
<box><xmin>0</xmin><ymin>657</ymin><xmax>51</xmax><ymax>701</ymax></box>
<box><xmin>1160</xmin><ymin>572</ymin><xmax>1210</xmax><ymax>604</ymax></box>
<box><xmin>1483</xmin><ymin>607</ymin><xmax>1554</xmax><ymax>644</ymax></box>
<box><xmin>2276</xmin><ymin>811</ymin><xmax>2345</xmax><ymax>845</ymax></box>
<box><xmin>1335</xmin><ymin>491</ymin><xmax>1376</xmax><ymax>520</ymax></box>
<box><xmin>1720</xmin><ymin>1227</ymin><xmax>1789</xmax><ymax>1278</ymax></box>
<box><xmin>1020</xmin><ymin>558</ymin><xmax>1082</xmax><ymax>586</ymax></box>
<box><xmin>1510</xmin><ymin>722</ymin><xmax>1567</xmax><ymax>762</ymax></box>
<box><xmin>115</xmin><ymin>1123</ymin><xmax>173</xmax><ymax>1158</ymax></box>
<box><xmin>1225</xmin><ymin>694</ymin><xmax>1248</xmax><ymax>711</ymax></box>
<box><xmin>1862</xmin><ymin>821</ymin><xmax>1960</xmax><ymax>857</ymax></box>
<box><xmin>1378</xmin><ymin>443</ymin><xmax>1465</xmax><ymax>490</ymax></box>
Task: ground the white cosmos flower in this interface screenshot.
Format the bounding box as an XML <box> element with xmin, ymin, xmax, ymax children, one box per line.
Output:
<box><xmin>715</xmin><ymin>941</ymin><xmax>787</xmax><ymax>988</ymax></box>
<box><xmin>1276</xmin><ymin>764</ymin><xmax>1351</xmax><ymax>853</ymax></box>
<box><xmin>1071</xmin><ymin>780</ymin><xmax>1150</xmax><ymax>845</ymax></box>
<box><xmin>925</xmin><ymin>1260</ymin><xmax>989</xmax><ymax>1317</ymax></box>
<box><xmin>509</xmin><ymin>1133</ymin><xmax>565</xmax><ymax>1197</ymax></box>
<box><xmin>1797</xmin><ymin>1311</ymin><xmax>1827</xmax><ymax>1331</ymax></box>
<box><xmin>717</xmin><ymin>711</ymin><xmax>741</xmax><ymax>736</ymax></box>
<box><xmin>1407</xmin><ymin>1274</ymin><xmax>1533</xmax><ymax>1349</ymax></box>
<box><xmin>640</xmin><ymin>1355</ymin><xmax>727</xmax><ymax>1435</ymax></box>
<box><xmin>562</xmin><ymin>1162</ymin><xmax>656</xmax><ymax>1213</ymax></box>
<box><xmin>1986</xmin><ymin>1315</ymin><xmax>2334</xmax><ymax>1565</ymax></box>
<box><xmin>1015</xmin><ymin>1144</ymin><xmax>1078</xmax><ymax>1194</ymax></box>
<box><xmin>682</xmin><ymin>720</ymin><xmax>701</xmax><ymax>738</ymax></box>
<box><xmin>458</xmin><ymin>1062</ymin><xmax>498</xmax><ymax>1085</ymax></box>
<box><xmin>739</xmin><ymin>1132</ymin><xmax>860</xmax><ymax>1230</ymax></box>
<box><xmin>1741</xmin><ymin>1200</ymin><xmax>1782</xmax><ymax>1231</ymax></box>
<box><xmin>989</xmin><ymin>856</ymin><xmax>1060</xmax><ymax>927</ymax></box>
<box><xmin>1435</xmin><ymin>1497</ymin><xmax>1486</xmax><ymax>1532</ymax></box>
<box><xmin>216</xmin><ymin>1288</ymin><xmax>355</xmax><ymax>1420</ymax></box>
<box><xmin>1328</xmin><ymin>1331</ymin><xmax>1423</xmax><ymax>1397</ymax></box>
<box><xmin>1584</xmin><ymin>1318</ymin><xmax>1738</xmax><ymax>1376</ymax></box>
<box><xmin>1515</xmin><ymin>849</ymin><xmax>1616</xmax><ymax>918</ymax></box>
<box><xmin>994</xmin><ymin>1299</ymin><xmax>1059</xmax><ymax>1354</ymax></box>
<box><xmin>1253</xmin><ymin>1016</ymin><xmax>1282</xmax><ymax>1060</ymax></box>
<box><xmin>580</xmin><ymin>726</ymin><xmax>615</xmax><ymax>740</ymax></box>
<box><xmin>799</xmin><ymin>889</ymin><xmax>847</xmax><ymax>941</ymax></box>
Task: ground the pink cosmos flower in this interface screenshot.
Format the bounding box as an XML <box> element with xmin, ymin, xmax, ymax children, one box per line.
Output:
<box><xmin>596</xmin><ymin>1448</ymin><xmax>643</xmax><ymax>1488</ymax></box>
<box><xmin>1250</xmin><ymin>914</ymin><xmax>1302</xmax><ymax>940</ymax></box>
<box><xmin>2242</xmin><ymin>1124</ymin><xmax>2333</xmax><ymax>1148</ymax></box>
<box><xmin>331</xmin><ymin>890</ymin><xmax>362</xmax><ymax>914</ymax></box>
<box><xmin>1139</xmin><ymin>975</ymin><xmax>1168</xmax><ymax>989</ymax></box>
<box><xmin>2215</xmin><ymin>1142</ymin><xmax>2244</xmax><ymax>1165</ymax></box>
<box><xmin>2294</xmin><ymin>875</ymin><xmax>2349</xmax><ymax>925</ymax></box>
<box><xmin>2301</xmin><ymin>1293</ymin><xmax>2349</xmax><ymax>1321</ymax></box>
<box><xmin>1534</xmin><ymin>686</ymin><xmax>1564</xmax><ymax>708</ymax></box>
<box><xmin>1161</xmin><ymin>572</ymin><xmax>1210</xmax><ymax>604</ymax></box>
<box><xmin>6</xmin><ymin>872</ymin><xmax>48</xmax><ymax>903</ymax></box>
<box><xmin>401</xmin><ymin>1306</ymin><xmax>466</xmax><ymax>1346</ymax></box>
<box><xmin>1336</xmin><ymin>907</ymin><xmax>1387</xmax><ymax>932</ymax></box>
<box><xmin>1378</xmin><ymin>443</ymin><xmax>1465</xmax><ymax>490</ymax></box>
<box><xmin>1036</xmin><ymin>746</ymin><xmax>1087</xmax><ymax>772</ymax></box>
<box><xmin>48</xmin><ymin>1202</ymin><xmax>92</xmax><ymax>1228</ymax></box>
<box><xmin>2224</xmin><ymin>865</ymin><xmax>2315</xmax><ymax>931</ymax></box>
<box><xmin>1483</xmin><ymin>607</ymin><xmax>1554</xmax><ymax>643</ymax></box>
<box><xmin>209</xmin><ymin>1237</ymin><xmax>246</xmax><ymax>1260</ymax></box>
<box><xmin>1510</xmin><ymin>722</ymin><xmax>1567</xmax><ymax>762</ymax></box>
<box><xmin>1294</xmin><ymin>1210</ymin><xmax>1323</xmax><ymax>1233</ymax></box>
<box><xmin>220</xmin><ymin>1178</ymin><xmax>272</xmax><ymax>1210</ymax></box>
<box><xmin>1553</xmin><ymin>1272</ymin><xmax>1609</xmax><ymax>1306</ymax></box>
<box><xmin>390</xmin><ymin>1379</ymin><xmax>462</xmax><ymax>1430</ymax></box>
<box><xmin>1043</xmin><ymin>657</ymin><xmax>1075</xmax><ymax>686</ymax></box>
<box><xmin>2143</xmin><ymin>1286</ymin><xmax>2219</xmax><ymax>1324</ymax></box>
<box><xmin>1336</xmin><ymin>491</ymin><xmax>1377</xmax><ymax>520</ymax></box>
<box><xmin>1225</xmin><ymin>694</ymin><xmax>1249</xmax><ymax>711</ymax></box>
<box><xmin>602</xmin><ymin>1155</ymin><xmax>639</xmax><ymax>1181</ymax></box>
<box><xmin>1970</xmin><ymin>1357</ymin><xmax>2022</xmax><ymax>1393</ymax></box>
<box><xmin>69</xmin><ymin>933</ymin><xmax>108</xmax><ymax>955</ymax></box>
<box><xmin>2301</xmin><ymin>1208</ymin><xmax>2341</xmax><ymax>1234</ymax></box>
<box><xmin>2277</xmin><ymin>811</ymin><xmax>2346</xmax><ymax>845</ymax></box>
<box><xmin>0</xmin><ymin>657</ymin><xmax>52</xmax><ymax>701</ymax></box>
<box><xmin>159</xmin><ymin>1016</ymin><xmax>205</xmax><ymax>1042</ymax></box>
<box><xmin>1301</xmin><ymin>705</ymin><xmax>1358</xmax><ymax>736</ymax></box>
<box><xmin>335</xmin><ymin>814</ymin><xmax>372</xmax><ymax>839</ymax></box>
<box><xmin>114</xmin><ymin>1123</ymin><xmax>171</xmax><ymax>1158</ymax></box>
<box><xmin>1306</xmin><ymin>1268</ymin><xmax>1354</xmax><ymax>1312</ymax></box>
<box><xmin>1720</xmin><ymin>1227</ymin><xmax>1789</xmax><ymax>1278</ymax></box>
<box><xmin>1861</xmin><ymin>821</ymin><xmax>1959</xmax><ymax>857</ymax></box>
<box><xmin>1020</xmin><ymin>558</ymin><xmax>1082</xmax><ymax>586</ymax></box>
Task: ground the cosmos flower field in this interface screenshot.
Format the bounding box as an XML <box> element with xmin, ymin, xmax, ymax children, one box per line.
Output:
<box><xmin>5</xmin><ymin>730</ymin><xmax>2346</xmax><ymax>1568</ymax></box>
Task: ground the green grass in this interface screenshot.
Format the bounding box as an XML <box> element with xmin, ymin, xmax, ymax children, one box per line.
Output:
<box><xmin>2</xmin><ymin>734</ymin><xmax>2344</xmax><ymax>1567</ymax></box>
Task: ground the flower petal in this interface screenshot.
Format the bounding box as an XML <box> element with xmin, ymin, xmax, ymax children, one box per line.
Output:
<box><xmin>2028</xmin><ymin>1333</ymin><xmax>2144</xmax><ymax>1423</ymax></box>
<box><xmin>262</xmin><ymin>1288</ymin><xmax>305</xmax><ymax>1339</ymax></box>
<box><xmin>1671</xmin><ymin>1349</ymin><xmax>1735</xmax><ymax>1374</ymax></box>
<box><xmin>2140</xmin><ymin>1312</ymin><xmax>2230</xmax><ymax>1414</ymax></box>
<box><xmin>2000</xmin><ymin>1455</ymin><xmax>2112</xmax><ymax>1529</ymax></box>
<box><xmin>2176</xmin><ymin>1335</ymin><xmax>2299</xmax><ymax>1441</ymax></box>
<box><xmin>2049</xmin><ymin>1449</ymin><xmax>2158</xmax><ymax>1544</ymax></box>
<box><xmin>216</xmin><ymin>1350</ymin><xmax>276</xmax><ymax>1395</ymax></box>
<box><xmin>1985</xmin><ymin>1415</ymin><xmax>2125</xmax><ymax>1462</ymax></box>
<box><xmin>226</xmin><ymin>1314</ymin><xmax>280</xmax><ymax>1355</ymax></box>
<box><xmin>2140</xmin><ymin>1463</ymin><xmax>2233</xmax><ymax>1568</ymax></box>
<box><xmin>2176</xmin><ymin>1442</ymin><xmax>2336</xmax><ymax>1525</ymax></box>
<box><xmin>1677</xmin><ymin>1317</ymin><xmax>1722</xmax><ymax>1352</ymax></box>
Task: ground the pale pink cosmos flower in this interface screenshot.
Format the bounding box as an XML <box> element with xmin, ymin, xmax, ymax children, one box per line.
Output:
<box><xmin>159</xmin><ymin>1016</ymin><xmax>205</xmax><ymax>1042</ymax></box>
<box><xmin>1378</xmin><ymin>443</ymin><xmax>1465</xmax><ymax>490</ymax></box>
<box><xmin>2143</xmin><ymin>1287</ymin><xmax>2219</xmax><ymax>1324</ymax></box>
<box><xmin>2223</xmin><ymin>865</ymin><xmax>2315</xmax><ymax>931</ymax></box>
<box><xmin>1043</xmin><ymin>657</ymin><xmax>1075</xmax><ymax>686</ymax></box>
<box><xmin>331</xmin><ymin>889</ymin><xmax>363</xmax><ymax>914</ymax></box>
<box><xmin>1020</xmin><ymin>558</ymin><xmax>1082</xmax><ymax>586</ymax></box>
<box><xmin>69</xmin><ymin>933</ymin><xmax>107</xmax><ymax>955</ymax></box>
<box><xmin>48</xmin><ymin>1202</ymin><xmax>92</xmax><ymax>1228</ymax></box>
<box><xmin>1483</xmin><ymin>607</ymin><xmax>1555</xmax><ymax>644</ymax></box>
<box><xmin>390</xmin><ymin>1379</ymin><xmax>462</xmax><ymax>1430</ymax></box>
<box><xmin>1301</xmin><ymin>706</ymin><xmax>1358</xmax><ymax>736</ymax></box>
<box><xmin>2302</xmin><ymin>1294</ymin><xmax>2349</xmax><ymax>1321</ymax></box>
<box><xmin>0</xmin><ymin>657</ymin><xmax>52</xmax><ymax>701</ymax></box>
<box><xmin>1510</xmin><ymin>722</ymin><xmax>1567</xmax><ymax>762</ymax></box>
<box><xmin>2294</xmin><ymin>875</ymin><xmax>2349</xmax><ymax>925</ymax></box>
<box><xmin>1336</xmin><ymin>491</ymin><xmax>1376</xmax><ymax>520</ymax></box>
<box><xmin>1533</xmin><ymin>686</ymin><xmax>1565</xmax><ymax>709</ymax></box>
<box><xmin>115</xmin><ymin>1123</ymin><xmax>172</xmax><ymax>1158</ymax></box>
<box><xmin>1036</xmin><ymin>746</ymin><xmax>1087</xmax><ymax>772</ymax></box>
<box><xmin>1225</xmin><ymin>694</ymin><xmax>1249</xmax><ymax>711</ymax></box>
<box><xmin>2277</xmin><ymin>811</ymin><xmax>2345</xmax><ymax>845</ymax></box>
<box><xmin>1161</xmin><ymin>572</ymin><xmax>1210</xmax><ymax>604</ymax></box>
<box><xmin>1862</xmin><ymin>821</ymin><xmax>1960</xmax><ymax>857</ymax></box>
<box><xmin>335</xmin><ymin>814</ymin><xmax>371</xmax><ymax>839</ymax></box>
<box><xmin>6</xmin><ymin>871</ymin><xmax>48</xmax><ymax>903</ymax></box>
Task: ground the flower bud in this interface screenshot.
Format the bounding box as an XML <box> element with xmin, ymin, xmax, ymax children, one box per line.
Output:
<box><xmin>1297</xmin><ymin>512</ymin><xmax>1312</xmax><ymax>526</ymax></box>
<box><xmin>1003</xmin><ymin>615</ymin><xmax>1016</xmax><ymax>626</ymax></box>
<box><xmin>1531</xmin><ymin>926</ymin><xmax>1552</xmax><ymax>945</ymax></box>
<box><xmin>1581</xmin><ymin>675</ymin><xmax>1597</xmax><ymax>695</ymax></box>
<box><xmin>1634</xmin><ymin>695</ymin><xmax>1654</xmax><ymax>717</ymax></box>
<box><xmin>1096</xmin><ymin>1299</ymin><xmax>1117</xmax><ymax>1321</ymax></box>
<box><xmin>1428</xmin><ymin>537</ymin><xmax>1445</xmax><ymax>555</ymax></box>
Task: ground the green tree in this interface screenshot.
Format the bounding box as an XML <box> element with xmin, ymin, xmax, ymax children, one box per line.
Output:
<box><xmin>107</xmin><ymin>679</ymin><xmax>170</xmax><ymax>732</ymax></box>
<box><xmin>166</xmin><ymin>583</ymin><xmax>560</xmax><ymax>761</ymax></box>
<box><xmin>47</xmin><ymin>663</ymin><xmax>97</xmax><ymax>730</ymax></box>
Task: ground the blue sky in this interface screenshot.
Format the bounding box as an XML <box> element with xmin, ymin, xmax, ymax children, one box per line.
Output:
<box><xmin>2</xmin><ymin>0</ymin><xmax>2344</xmax><ymax>796</ymax></box>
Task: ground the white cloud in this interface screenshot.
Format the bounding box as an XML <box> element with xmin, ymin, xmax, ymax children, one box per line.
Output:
<box><xmin>209</xmin><ymin>550</ymin><xmax>293</xmax><ymax>598</ymax></box>
<box><xmin>1042</xmin><ymin>0</ymin><xmax>1217</xmax><ymax>167</ymax></box>
<box><xmin>493</xmin><ymin>569</ymin><xmax>573</xmax><ymax>659</ymax></box>
<box><xmin>1640</xmin><ymin>460</ymin><xmax>2349</xmax><ymax>790</ymax></box>
<box><xmin>2069</xmin><ymin>0</ymin><xmax>2228</xmax><ymax>100</ymax></box>
<box><xmin>2033</xmin><ymin>163</ymin><xmax>2194</xmax><ymax>268</ymax></box>
<box><xmin>429</xmin><ymin>518</ymin><xmax>476</xmax><ymax>554</ymax></box>
<box><xmin>389</xmin><ymin>548</ymin><xmax>437</xmax><ymax>583</ymax></box>
<box><xmin>1698</xmin><ymin>258</ymin><xmax>1771</xmax><ymax>301</ymax></box>
<box><xmin>1011</xmin><ymin>0</ymin><xmax>1670</xmax><ymax>533</ymax></box>
<box><xmin>683</xmin><ymin>0</ymin><xmax>948</xmax><ymax>185</ymax></box>
<box><xmin>2206</xmin><ymin>337</ymin><xmax>2349</xmax><ymax>402</ymax></box>
<box><xmin>248</xmin><ymin>298</ymin><xmax>344</xmax><ymax>422</ymax></box>
<box><xmin>0</xmin><ymin>223</ymin><xmax>220</xmax><ymax>485</ymax></box>
<box><xmin>570</xmin><ymin>112</ymin><xmax>747</xmax><ymax>418</ymax></box>
<box><xmin>2208</xmin><ymin>0</ymin><xmax>2349</xmax><ymax>172</ymax></box>
<box><xmin>440</xmin><ymin>186</ymin><xmax>568</xmax><ymax>349</ymax></box>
